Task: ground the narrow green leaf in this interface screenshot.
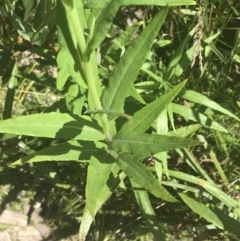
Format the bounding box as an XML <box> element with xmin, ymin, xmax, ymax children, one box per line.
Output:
<box><xmin>179</xmin><ymin>193</ymin><xmax>223</xmax><ymax>229</ymax></box>
<box><xmin>111</xmin><ymin>132</ymin><xmax>200</xmax><ymax>160</ymax></box>
<box><xmin>117</xmin><ymin>153</ymin><xmax>177</xmax><ymax>202</ymax></box>
<box><xmin>86</xmin><ymin>149</ymin><xmax>120</xmax><ymax>218</ymax></box>
<box><xmin>181</xmin><ymin>90</ymin><xmax>240</xmax><ymax>121</ymax></box>
<box><xmin>155</xmin><ymin>109</ymin><xmax>168</xmax><ymax>179</ymax></box>
<box><xmin>11</xmin><ymin>141</ymin><xmax>100</xmax><ymax>166</ymax></box>
<box><xmin>128</xmin><ymin>85</ymin><xmax>146</xmax><ymax>105</ymax></box>
<box><xmin>131</xmin><ymin>179</ymin><xmax>166</xmax><ymax>240</ymax></box>
<box><xmin>85</xmin><ymin>0</ymin><xmax>196</xmax><ymax>8</ymax></box>
<box><xmin>33</xmin><ymin>0</ymin><xmax>47</xmax><ymax>30</ymax></box>
<box><xmin>107</xmin><ymin>23</ymin><xmax>141</xmax><ymax>55</ymax></box>
<box><xmin>79</xmin><ymin>206</ymin><xmax>93</xmax><ymax>241</ymax></box>
<box><xmin>171</xmin><ymin>103</ymin><xmax>228</xmax><ymax>133</ymax></box>
<box><xmin>86</xmin><ymin>0</ymin><xmax>121</xmax><ymax>56</ymax></box>
<box><xmin>165</xmin><ymin>170</ymin><xmax>240</xmax><ymax>218</ymax></box>
<box><xmin>56</xmin><ymin>0</ymin><xmax>87</xmax><ymax>89</ymax></box>
<box><xmin>121</xmin><ymin>80</ymin><xmax>187</xmax><ymax>133</ymax></box>
<box><xmin>163</xmin><ymin>27</ymin><xmax>195</xmax><ymax>81</ymax></box>
<box><xmin>167</xmin><ymin>124</ymin><xmax>201</xmax><ymax>137</ymax></box>
<box><xmin>0</xmin><ymin>113</ymin><xmax>105</xmax><ymax>141</ymax></box>
<box><xmin>212</xmin><ymin>209</ymin><xmax>240</xmax><ymax>238</ymax></box>
<box><xmin>56</xmin><ymin>49</ymin><xmax>72</xmax><ymax>90</ymax></box>
<box><xmin>3</xmin><ymin>60</ymin><xmax>18</xmax><ymax>120</ymax></box>
<box><xmin>35</xmin><ymin>162</ymin><xmax>70</xmax><ymax>189</ymax></box>
<box><xmin>102</xmin><ymin>8</ymin><xmax>168</xmax><ymax>117</ymax></box>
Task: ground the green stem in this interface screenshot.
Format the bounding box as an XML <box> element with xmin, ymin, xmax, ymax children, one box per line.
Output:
<box><xmin>62</xmin><ymin>1</ymin><xmax>111</xmax><ymax>141</ymax></box>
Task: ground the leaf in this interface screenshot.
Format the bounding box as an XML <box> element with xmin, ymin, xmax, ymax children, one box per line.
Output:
<box><xmin>171</xmin><ymin>103</ymin><xmax>228</xmax><ymax>133</ymax></box>
<box><xmin>79</xmin><ymin>206</ymin><xmax>93</xmax><ymax>241</ymax></box>
<box><xmin>3</xmin><ymin>60</ymin><xmax>18</xmax><ymax>120</ymax></box>
<box><xmin>181</xmin><ymin>90</ymin><xmax>240</xmax><ymax>121</ymax></box>
<box><xmin>56</xmin><ymin>48</ymin><xmax>71</xmax><ymax>90</ymax></box>
<box><xmin>121</xmin><ymin>80</ymin><xmax>187</xmax><ymax>133</ymax></box>
<box><xmin>179</xmin><ymin>192</ymin><xmax>240</xmax><ymax>237</ymax></box>
<box><xmin>33</xmin><ymin>0</ymin><xmax>47</xmax><ymax>29</ymax></box>
<box><xmin>11</xmin><ymin>141</ymin><xmax>100</xmax><ymax>166</ymax></box>
<box><xmin>111</xmin><ymin>132</ymin><xmax>200</xmax><ymax>160</ymax></box>
<box><xmin>0</xmin><ymin>113</ymin><xmax>105</xmax><ymax>141</ymax></box>
<box><xmin>212</xmin><ymin>209</ymin><xmax>240</xmax><ymax>238</ymax></box>
<box><xmin>107</xmin><ymin>23</ymin><xmax>140</xmax><ymax>55</ymax></box>
<box><xmin>117</xmin><ymin>153</ymin><xmax>177</xmax><ymax>202</ymax></box>
<box><xmin>86</xmin><ymin>0</ymin><xmax>121</xmax><ymax>56</ymax></box>
<box><xmin>166</xmin><ymin>170</ymin><xmax>240</xmax><ymax>218</ymax></box>
<box><xmin>86</xmin><ymin>149</ymin><xmax>120</xmax><ymax>218</ymax></box>
<box><xmin>56</xmin><ymin>0</ymin><xmax>87</xmax><ymax>89</ymax></box>
<box><xmin>101</xmin><ymin>7</ymin><xmax>168</xmax><ymax>118</ymax></box>
<box><xmin>85</xmin><ymin>0</ymin><xmax>196</xmax><ymax>8</ymax></box>
<box><xmin>131</xmin><ymin>179</ymin><xmax>166</xmax><ymax>240</ymax></box>
<box><xmin>167</xmin><ymin>124</ymin><xmax>201</xmax><ymax>137</ymax></box>
<box><xmin>155</xmin><ymin>109</ymin><xmax>169</xmax><ymax>179</ymax></box>
<box><xmin>128</xmin><ymin>85</ymin><xmax>146</xmax><ymax>105</ymax></box>
<box><xmin>163</xmin><ymin>27</ymin><xmax>195</xmax><ymax>81</ymax></box>
<box><xmin>179</xmin><ymin>193</ymin><xmax>224</xmax><ymax>229</ymax></box>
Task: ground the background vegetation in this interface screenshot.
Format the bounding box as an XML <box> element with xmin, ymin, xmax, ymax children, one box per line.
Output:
<box><xmin>0</xmin><ymin>0</ymin><xmax>240</xmax><ymax>240</ymax></box>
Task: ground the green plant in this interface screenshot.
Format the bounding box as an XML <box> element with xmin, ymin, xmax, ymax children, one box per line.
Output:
<box><xmin>1</xmin><ymin>0</ymin><xmax>240</xmax><ymax>240</ymax></box>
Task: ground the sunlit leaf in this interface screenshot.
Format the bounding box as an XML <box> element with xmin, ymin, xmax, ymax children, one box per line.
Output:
<box><xmin>0</xmin><ymin>113</ymin><xmax>105</xmax><ymax>141</ymax></box>
<box><xmin>171</xmin><ymin>103</ymin><xmax>228</xmax><ymax>133</ymax></box>
<box><xmin>85</xmin><ymin>0</ymin><xmax>196</xmax><ymax>9</ymax></box>
<box><xmin>102</xmin><ymin>7</ymin><xmax>168</xmax><ymax>118</ymax></box>
<box><xmin>121</xmin><ymin>80</ymin><xmax>187</xmax><ymax>133</ymax></box>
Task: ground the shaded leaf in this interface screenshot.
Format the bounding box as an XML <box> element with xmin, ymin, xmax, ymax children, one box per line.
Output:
<box><xmin>111</xmin><ymin>132</ymin><xmax>199</xmax><ymax>160</ymax></box>
<box><xmin>86</xmin><ymin>149</ymin><xmax>120</xmax><ymax>218</ymax></box>
<box><xmin>179</xmin><ymin>193</ymin><xmax>223</xmax><ymax>229</ymax></box>
<box><xmin>11</xmin><ymin>141</ymin><xmax>100</xmax><ymax>166</ymax></box>
<box><xmin>117</xmin><ymin>153</ymin><xmax>177</xmax><ymax>202</ymax></box>
<box><xmin>131</xmin><ymin>179</ymin><xmax>166</xmax><ymax>240</ymax></box>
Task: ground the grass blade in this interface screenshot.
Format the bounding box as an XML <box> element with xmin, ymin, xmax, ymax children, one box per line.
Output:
<box><xmin>171</xmin><ymin>103</ymin><xmax>228</xmax><ymax>133</ymax></box>
<box><xmin>181</xmin><ymin>90</ymin><xmax>240</xmax><ymax>121</ymax></box>
<box><xmin>131</xmin><ymin>179</ymin><xmax>166</xmax><ymax>240</ymax></box>
<box><xmin>179</xmin><ymin>193</ymin><xmax>224</xmax><ymax>229</ymax></box>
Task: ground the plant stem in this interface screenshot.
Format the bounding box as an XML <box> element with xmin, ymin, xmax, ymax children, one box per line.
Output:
<box><xmin>62</xmin><ymin>1</ymin><xmax>112</xmax><ymax>141</ymax></box>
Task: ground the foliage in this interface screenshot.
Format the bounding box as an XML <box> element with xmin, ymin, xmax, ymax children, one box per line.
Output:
<box><xmin>0</xmin><ymin>0</ymin><xmax>240</xmax><ymax>240</ymax></box>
